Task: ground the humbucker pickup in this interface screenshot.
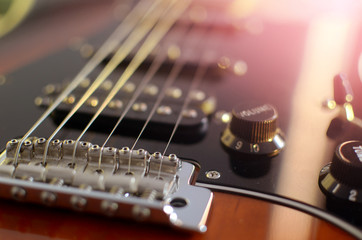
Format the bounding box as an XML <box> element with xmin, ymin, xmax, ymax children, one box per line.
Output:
<box><xmin>0</xmin><ymin>137</ymin><xmax>213</xmax><ymax>232</ymax></box>
<box><xmin>36</xmin><ymin>80</ymin><xmax>216</xmax><ymax>143</ymax></box>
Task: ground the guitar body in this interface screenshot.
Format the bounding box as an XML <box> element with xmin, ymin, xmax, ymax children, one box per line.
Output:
<box><xmin>0</xmin><ymin>0</ymin><xmax>361</xmax><ymax>239</ymax></box>
<box><xmin>0</xmin><ymin>192</ymin><xmax>355</xmax><ymax>240</ymax></box>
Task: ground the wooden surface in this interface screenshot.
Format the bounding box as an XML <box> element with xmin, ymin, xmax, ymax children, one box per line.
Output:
<box><xmin>0</xmin><ymin>192</ymin><xmax>355</xmax><ymax>240</ymax></box>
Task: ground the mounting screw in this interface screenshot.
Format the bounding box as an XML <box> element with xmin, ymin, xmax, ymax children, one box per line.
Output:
<box><xmin>205</xmin><ymin>170</ymin><xmax>221</xmax><ymax>179</ymax></box>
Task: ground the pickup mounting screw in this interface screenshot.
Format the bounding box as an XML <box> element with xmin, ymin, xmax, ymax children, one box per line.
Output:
<box><xmin>205</xmin><ymin>170</ymin><xmax>221</xmax><ymax>179</ymax></box>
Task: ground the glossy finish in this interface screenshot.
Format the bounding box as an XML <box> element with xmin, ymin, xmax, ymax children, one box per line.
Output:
<box><xmin>0</xmin><ymin>0</ymin><xmax>362</xmax><ymax>238</ymax></box>
<box><xmin>0</xmin><ymin>192</ymin><xmax>355</xmax><ymax>240</ymax></box>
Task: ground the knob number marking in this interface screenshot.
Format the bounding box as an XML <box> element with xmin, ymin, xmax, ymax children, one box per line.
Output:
<box><xmin>233</xmin><ymin>142</ymin><xmax>260</xmax><ymax>153</ymax></box>
<box><xmin>349</xmin><ymin>189</ymin><xmax>357</xmax><ymax>202</ymax></box>
<box><xmin>352</xmin><ymin>145</ymin><xmax>362</xmax><ymax>162</ymax></box>
<box><xmin>250</xmin><ymin>144</ymin><xmax>260</xmax><ymax>153</ymax></box>
<box><xmin>235</xmin><ymin>141</ymin><xmax>243</xmax><ymax>150</ymax></box>
<box><xmin>332</xmin><ymin>183</ymin><xmax>340</xmax><ymax>194</ymax></box>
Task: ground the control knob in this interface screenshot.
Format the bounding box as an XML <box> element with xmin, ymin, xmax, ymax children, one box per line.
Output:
<box><xmin>319</xmin><ymin>140</ymin><xmax>362</xmax><ymax>205</ymax></box>
<box><xmin>221</xmin><ymin>103</ymin><xmax>285</xmax><ymax>156</ymax></box>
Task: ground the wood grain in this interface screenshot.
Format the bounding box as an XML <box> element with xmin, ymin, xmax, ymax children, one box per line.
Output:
<box><xmin>0</xmin><ymin>192</ymin><xmax>355</xmax><ymax>240</ymax></box>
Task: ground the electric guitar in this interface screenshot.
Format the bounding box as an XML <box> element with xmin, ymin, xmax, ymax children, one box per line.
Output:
<box><xmin>0</xmin><ymin>0</ymin><xmax>361</xmax><ymax>239</ymax></box>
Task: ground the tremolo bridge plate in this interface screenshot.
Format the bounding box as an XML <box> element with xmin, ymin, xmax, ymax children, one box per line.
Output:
<box><xmin>0</xmin><ymin>138</ymin><xmax>213</xmax><ymax>232</ymax></box>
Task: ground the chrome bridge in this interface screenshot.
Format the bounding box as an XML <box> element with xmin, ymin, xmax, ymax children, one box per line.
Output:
<box><xmin>0</xmin><ymin>137</ymin><xmax>213</xmax><ymax>232</ymax></box>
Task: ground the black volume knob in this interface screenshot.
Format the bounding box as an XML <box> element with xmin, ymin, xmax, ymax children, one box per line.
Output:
<box><xmin>319</xmin><ymin>140</ymin><xmax>362</xmax><ymax>204</ymax></box>
<box><xmin>221</xmin><ymin>103</ymin><xmax>285</xmax><ymax>156</ymax></box>
<box><xmin>330</xmin><ymin>141</ymin><xmax>362</xmax><ymax>188</ymax></box>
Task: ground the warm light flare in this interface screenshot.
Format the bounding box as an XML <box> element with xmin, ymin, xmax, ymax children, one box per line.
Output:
<box><xmin>256</xmin><ymin>0</ymin><xmax>362</xmax><ymax>22</ymax></box>
<box><xmin>344</xmin><ymin>102</ymin><xmax>355</xmax><ymax>122</ymax></box>
<box><xmin>227</xmin><ymin>0</ymin><xmax>260</xmax><ymax>19</ymax></box>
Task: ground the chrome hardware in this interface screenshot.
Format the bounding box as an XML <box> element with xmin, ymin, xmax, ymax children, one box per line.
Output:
<box><xmin>182</xmin><ymin>109</ymin><xmax>198</xmax><ymax>118</ymax></box>
<box><xmin>11</xmin><ymin>186</ymin><xmax>26</xmax><ymax>200</ymax></box>
<box><xmin>0</xmin><ymin>137</ymin><xmax>213</xmax><ymax>232</ymax></box>
<box><xmin>86</xmin><ymin>145</ymin><xmax>117</xmax><ymax>175</ymax></box>
<box><xmin>41</xmin><ymin>191</ymin><xmax>57</xmax><ymax>205</ymax></box>
<box><xmin>205</xmin><ymin>170</ymin><xmax>221</xmax><ymax>179</ymax></box>
<box><xmin>132</xmin><ymin>102</ymin><xmax>148</xmax><ymax>112</ymax></box>
<box><xmin>101</xmin><ymin>200</ymin><xmax>118</xmax><ymax>216</ymax></box>
<box><xmin>144</xmin><ymin>84</ymin><xmax>159</xmax><ymax>96</ymax></box>
<box><xmin>157</xmin><ymin>105</ymin><xmax>173</xmax><ymax>115</ymax></box>
<box><xmin>117</xmin><ymin>148</ymin><xmax>149</xmax><ymax>176</ymax></box>
<box><xmin>70</xmin><ymin>195</ymin><xmax>88</xmax><ymax>210</ymax></box>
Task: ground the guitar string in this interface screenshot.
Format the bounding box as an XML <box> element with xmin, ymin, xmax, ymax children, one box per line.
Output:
<box><xmin>12</xmin><ymin>0</ymin><xmax>158</xmax><ymax>165</ymax></box>
<box><xmin>127</xmin><ymin>53</ymin><xmax>184</xmax><ymax>173</ymax></box>
<box><xmin>69</xmin><ymin>0</ymin><xmax>191</xmax><ymax>166</ymax></box>
<box><xmin>98</xmin><ymin>23</ymin><xmax>192</xmax><ymax>169</ymax></box>
<box><xmin>126</xmin><ymin>24</ymin><xmax>208</xmax><ymax>174</ymax></box>
<box><xmin>97</xmin><ymin>49</ymin><xmax>167</xmax><ymax>168</ymax></box>
<box><xmin>158</xmin><ymin>53</ymin><xmax>209</xmax><ymax>178</ymax></box>
<box><xmin>156</xmin><ymin>25</ymin><xmax>217</xmax><ymax>178</ymax></box>
<box><xmin>40</xmin><ymin>0</ymin><xmax>173</xmax><ymax>165</ymax></box>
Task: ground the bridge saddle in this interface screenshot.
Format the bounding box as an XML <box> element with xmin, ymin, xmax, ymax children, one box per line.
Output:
<box><xmin>0</xmin><ymin>137</ymin><xmax>212</xmax><ymax>232</ymax></box>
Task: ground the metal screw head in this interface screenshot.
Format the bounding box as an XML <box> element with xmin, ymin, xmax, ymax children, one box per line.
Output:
<box><xmin>144</xmin><ymin>84</ymin><xmax>158</xmax><ymax>96</ymax></box>
<box><xmin>182</xmin><ymin>109</ymin><xmax>198</xmax><ymax>118</ymax></box>
<box><xmin>137</xmin><ymin>149</ymin><xmax>146</xmax><ymax>157</ymax></box>
<box><xmin>101</xmin><ymin>201</ymin><xmax>118</xmax><ymax>216</ymax></box>
<box><xmin>65</xmin><ymin>139</ymin><xmax>74</xmax><ymax>145</ymax></box>
<box><xmin>101</xmin><ymin>80</ymin><xmax>113</xmax><ymax>91</ymax></box>
<box><xmin>52</xmin><ymin>139</ymin><xmax>61</xmax><ymax>145</ymax></box>
<box><xmin>80</xmin><ymin>141</ymin><xmax>89</xmax><ymax>149</ymax></box>
<box><xmin>157</xmin><ymin>105</ymin><xmax>172</xmax><ymax>115</ymax></box>
<box><xmin>37</xmin><ymin>138</ymin><xmax>46</xmax><ymax>144</ymax></box>
<box><xmin>41</xmin><ymin>191</ymin><xmax>57</xmax><ymax>205</ymax></box>
<box><xmin>190</xmin><ymin>90</ymin><xmax>206</xmax><ymax>101</ymax></box>
<box><xmin>132</xmin><ymin>205</ymin><xmax>150</xmax><ymax>221</ymax></box>
<box><xmin>108</xmin><ymin>99</ymin><xmax>123</xmax><ymax>109</ymax></box>
<box><xmin>70</xmin><ymin>195</ymin><xmax>87</xmax><ymax>210</ymax></box>
<box><xmin>120</xmin><ymin>147</ymin><xmax>130</xmax><ymax>155</ymax></box>
<box><xmin>9</xmin><ymin>139</ymin><xmax>18</xmax><ymax>146</ymax></box>
<box><xmin>166</xmin><ymin>87</ymin><xmax>182</xmax><ymax>99</ymax></box>
<box><xmin>153</xmin><ymin>152</ymin><xmax>162</xmax><ymax>159</ymax></box>
<box><xmin>11</xmin><ymin>186</ymin><xmax>27</xmax><ymax>200</ymax></box>
<box><xmin>123</xmin><ymin>82</ymin><xmax>136</xmax><ymax>93</ymax></box>
<box><xmin>132</xmin><ymin>102</ymin><xmax>147</xmax><ymax>112</ymax></box>
<box><xmin>86</xmin><ymin>97</ymin><xmax>99</xmax><ymax>107</ymax></box>
<box><xmin>205</xmin><ymin>170</ymin><xmax>221</xmax><ymax>179</ymax></box>
<box><xmin>168</xmin><ymin>154</ymin><xmax>178</xmax><ymax>162</ymax></box>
